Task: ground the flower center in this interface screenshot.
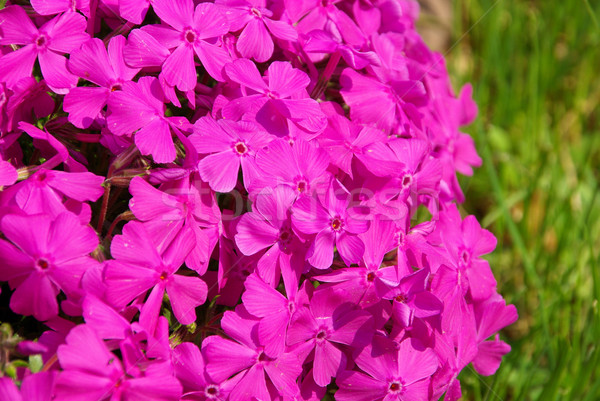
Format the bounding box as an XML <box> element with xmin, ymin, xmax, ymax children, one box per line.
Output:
<box><xmin>110</xmin><ymin>83</ymin><xmax>122</xmax><ymax>92</ymax></box>
<box><xmin>401</xmin><ymin>174</ymin><xmax>413</xmax><ymax>188</ymax></box>
<box><xmin>279</xmin><ymin>229</ymin><xmax>291</xmax><ymax>243</ymax></box>
<box><xmin>35</xmin><ymin>35</ymin><xmax>47</xmax><ymax>48</ymax></box>
<box><xmin>316</xmin><ymin>329</ymin><xmax>327</xmax><ymax>341</ymax></box>
<box><xmin>296</xmin><ymin>180</ymin><xmax>307</xmax><ymax>193</ymax></box>
<box><xmin>159</xmin><ymin>271</ymin><xmax>168</xmax><ymax>281</ymax></box>
<box><xmin>36</xmin><ymin>258</ymin><xmax>50</xmax><ymax>270</ymax></box>
<box><xmin>460</xmin><ymin>249</ymin><xmax>471</xmax><ymax>267</ymax></box>
<box><xmin>330</xmin><ymin>217</ymin><xmax>343</xmax><ymax>232</ymax></box>
<box><xmin>233</xmin><ymin>141</ymin><xmax>248</xmax><ymax>155</ymax></box>
<box><xmin>388</xmin><ymin>381</ymin><xmax>403</xmax><ymax>393</ymax></box>
<box><xmin>395</xmin><ymin>293</ymin><xmax>407</xmax><ymax>303</ymax></box>
<box><xmin>36</xmin><ymin>171</ymin><xmax>48</xmax><ymax>182</ymax></box>
<box><xmin>184</xmin><ymin>29</ymin><xmax>197</xmax><ymax>44</ymax></box>
<box><xmin>205</xmin><ymin>385</ymin><xmax>219</xmax><ymax>398</ymax></box>
<box><xmin>250</xmin><ymin>7</ymin><xmax>262</xmax><ymax>18</ymax></box>
<box><xmin>366</xmin><ymin>271</ymin><xmax>376</xmax><ymax>282</ymax></box>
<box><xmin>266</xmin><ymin>90</ymin><xmax>279</xmax><ymax>99</ymax></box>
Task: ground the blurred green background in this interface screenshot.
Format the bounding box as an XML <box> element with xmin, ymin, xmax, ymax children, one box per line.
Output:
<box><xmin>420</xmin><ymin>0</ymin><xmax>600</xmax><ymax>399</ymax></box>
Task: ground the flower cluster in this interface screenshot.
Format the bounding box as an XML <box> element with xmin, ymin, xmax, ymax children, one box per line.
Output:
<box><xmin>0</xmin><ymin>0</ymin><xmax>517</xmax><ymax>400</ymax></box>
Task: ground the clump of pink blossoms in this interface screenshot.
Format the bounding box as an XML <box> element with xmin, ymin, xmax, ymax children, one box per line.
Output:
<box><xmin>0</xmin><ymin>1</ymin><xmax>516</xmax><ymax>400</ymax></box>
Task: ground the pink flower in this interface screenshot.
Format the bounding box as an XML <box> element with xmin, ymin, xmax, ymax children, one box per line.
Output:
<box><xmin>0</xmin><ymin>212</ymin><xmax>99</xmax><ymax>321</ymax></box>
<box><xmin>216</xmin><ymin>0</ymin><xmax>298</xmax><ymax>62</ymax></box>
<box><xmin>292</xmin><ymin>179</ymin><xmax>369</xmax><ymax>269</ymax></box>
<box><xmin>0</xmin><ymin>6</ymin><xmax>89</xmax><ymax>92</ymax></box>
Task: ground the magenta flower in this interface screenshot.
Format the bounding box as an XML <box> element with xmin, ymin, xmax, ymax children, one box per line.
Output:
<box><xmin>223</xmin><ymin>59</ymin><xmax>326</xmax><ymax>135</ymax></box>
<box><xmin>143</xmin><ymin>0</ymin><xmax>231</xmax><ymax>88</ymax></box>
<box><xmin>106</xmin><ymin>76</ymin><xmax>178</xmax><ymax>163</ymax></box>
<box><xmin>252</xmin><ymin>138</ymin><xmax>330</xmax><ymax>199</ymax></box>
<box><xmin>336</xmin><ymin>335</ymin><xmax>439</xmax><ymax>401</ymax></box>
<box><xmin>104</xmin><ymin>221</ymin><xmax>208</xmax><ymax>333</ymax></box>
<box><xmin>287</xmin><ymin>287</ymin><xmax>374</xmax><ymax>387</ymax></box>
<box><xmin>0</xmin><ymin>212</ymin><xmax>99</xmax><ymax>321</ymax></box>
<box><xmin>217</xmin><ymin>0</ymin><xmax>298</xmax><ymax>62</ymax></box>
<box><xmin>30</xmin><ymin>0</ymin><xmax>90</xmax><ymax>16</ymax></box>
<box><xmin>0</xmin><ymin>6</ymin><xmax>89</xmax><ymax>92</ymax></box>
<box><xmin>292</xmin><ymin>179</ymin><xmax>369</xmax><ymax>269</ymax></box>
<box><xmin>203</xmin><ymin>305</ymin><xmax>302</xmax><ymax>400</ymax></box>
<box><xmin>65</xmin><ymin>36</ymin><xmax>140</xmax><ymax>128</ymax></box>
<box><xmin>190</xmin><ymin>116</ymin><xmax>271</xmax><ymax>193</ymax></box>
<box><xmin>55</xmin><ymin>324</ymin><xmax>182</xmax><ymax>401</ymax></box>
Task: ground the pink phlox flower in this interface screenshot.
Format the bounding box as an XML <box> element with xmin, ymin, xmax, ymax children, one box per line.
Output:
<box><xmin>336</xmin><ymin>335</ymin><xmax>439</xmax><ymax>401</ymax></box>
<box><xmin>119</xmin><ymin>0</ymin><xmax>152</xmax><ymax>24</ymax></box>
<box><xmin>216</xmin><ymin>0</ymin><xmax>298</xmax><ymax>63</ymax></box>
<box><xmin>235</xmin><ymin>185</ymin><xmax>306</xmax><ymax>286</ymax></box>
<box><xmin>203</xmin><ymin>305</ymin><xmax>302</xmax><ymax>401</ymax></box>
<box><xmin>303</xmin><ymin>29</ymin><xmax>380</xmax><ymax>70</ymax></box>
<box><xmin>286</xmin><ymin>287</ymin><xmax>374</xmax><ymax>387</ymax></box>
<box><xmin>1</xmin><ymin>78</ymin><xmax>54</xmax><ymax>134</ymax></box>
<box><xmin>65</xmin><ymin>36</ymin><xmax>140</xmax><ymax>128</ymax></box>
<box><xmin>291</xmin><ymin>178</ymin><xmax>370</xmax><ymax>269</ymax></box>
<box><xmin>104</xmin><ymin>221</ymin><xmax>208</xmax><ymax>333</ymax></box>
<box><xmin>0</xmin><ymin>371</ymin><xmax>56</xmax><ymax>401</ymax></box>
<box><xmin>128</xmin><ymin>174</ymin><xmax>221</xmax><ymax>275</ymax></box>
<box><xmin>30</xmin><ymin>0</ymin><xmax>91</xmax><ymax>16</ymax></box>
<box><xmin>251</xmin><ymin>138</ymin><xmax>330</xmax><ymax>200</ymax></box>
<box><xmin>223</xmin><ymin>59</ymin><xmax>327</xmax><ymax>136</ymax></box>
<box><xmin>54</xmin><ymin>324</ymin><xmax>182</xmax><ymax>401</ymax></box>
<box><xmin>241</xmin><ymin>272</ymin><xmax>302</xmax><ymax>357</ymax></box>
<box><xmin>471</xmin><ymin>294</ymin><xmax>518</xmax><ymax>376</ymax></box>
<box><xmin>190</xmin><ymin>115</ymin><xmax>271</xmax><ymax>193</ymax></box>
<box><xmin>107</xmin><ymin>76</ymin><xmax>181</xmax><ymax>163</ymax></box>
<box><xmin>318</xmin><ymin>111</ymin><xmax>400</xmax><ymax>178</ymax></box>
<box><xmin>173</xmin><ymin>342</ymin><xmax>242</xmax><ymax>401</ymax></box>
<box><xmin>385</xmin><ymin>267</ymin><xmax>443</xmax><ymax>329</ymax></box>
<box><xmin>313</xmin><ymin>215</ymin><xmax>398</xmax><ymax>305</ymax></box>
<box><xmin>284</xmin><ymin>0</ymin><xmax>365</xmax><ymax>49</ymax></box>
<box><xmin>0</xmin><ymin>6</ymin><xmax>89</xmax><ymax>92</ymax></box>
<box><xmin>139</xmin><ymin>0</ymin><xmax>231</xmax><ymax>88</ymax></box>
<box><xmin>434</xmin><ymin>204</ymin><xmax>498</xmax><ymax>301</ymax></box>
<box><xmin>0</xmin><ymin>212</ymin><xmax>99</xmax><ymax>321</ymax></box>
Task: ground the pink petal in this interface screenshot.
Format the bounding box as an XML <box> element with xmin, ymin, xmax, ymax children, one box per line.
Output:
<box><xmin>47</xmin><ymin>170</ymin><xmax>105</xmax><ymax>202</ymax></box>
<box><xmin>204</xmin><ymin>337</ymin><xmax>257</xmax><ymax>382</ymax></box>
<box><xmin>229</xmin><ymin>365</ymin><xmax>269</xmax><ymax>401</ymax></box>
<box><xmin>194</xmin><ymin>41</ymin><xmax>230</xmax><ymax>82</ymax></box>
<box><xmin>198</xmin><ymin>151</ymin><xmax>240</xmax><ymax>193</ymax></box>
<box><xmin>10</xmin><ymin>272</ymin><xmax>59</xmax><ymax>321</ymax></box>
<box><xmin>193</xmin><ymin>2</ymin><xmax>230</xmax><ymax>39</ymax></box>
<box><xmin>336</xmin><ymin>232</ymin><xmax>365</xmax><ymax>266</ymax></box>
<box><xmin>20</xmin><ymin>371</ymin><xmax>56</xmax><ymax>401</ymax></box>
<box><xmin>107</xmin><ymin>35</ymin><xmax>139</xmax><ymax>81</ymax></box>
<box><xmin>291</xmin><ymin>196</ymin><xmax>330</xmax><ymax>234</ymax></box>
<box><xmin>0</xmin><ymin>6</ymin><xmax>38</xmax><ymax>46</ymax></box>
<box><xmin>336</xmin><ymin>370</ymin><xmax>387</xmax><ymax>401</ymax></box>
<box><xmin>135</xmin><ymin>117</ymin><xmax>176</xmax><ymax>163</ymax></box>
<box><xmin>1</xmin><ymin>213</ymin><xmax>51</xmax><ymax>256</ymax></box>
<box><xmin>258</xmin><ymin>312</ymin><xmax>289</xmax><ymax>357</ymax></box>
<box><xmin>313</xmin><ymin>340</ymin><xmax>344</xmax><ymax>387</ymax></box>
<box><xmin>30</xmin><ymin>0</ymin><xmax>69</xmax><ymax>15</ymax></box>
<box><xmin>329</xmin><ymin>310</ymin><xmax>372</xmax><ymax>346</ymax></box>
<box><xmin>235</xmin><ymin>213</ymin><xmax>279</xmax><ymax>255</ymax></box>
<box><xmin>82</xmin><ymin>296</ymin><xmax>131</xmax><ymax>339</ymax></box>
<box><xmin>287</xmin><ymin>307</ymin><xmax>318</xmax><ymax>345</ymax></box>
<box><xmin>63</xmin><ymin>86</ymin><xmax>110</xmax><ymax>128</ymax></box>
<box><xmin>139</xmin><ymin>283</ymin><xmax>165</xmax><ymax>333</ymax></box>
<box><xmin>0</xmin><ymin>46</ymin><xmax>38</xmax><ymax>87</ymax></box>
<box><xmin>152</xmin><ymin>0</ymin><xmax>194</xmax><ymax>30</ymax></box>
<box><xmin>241</xmin><ymin>274</ymin><xmax>287</xmax><ymax>317</ymax></box>
<box><xmin>308</xmin><ymin>229</ymin><xmax>335</xmax><ymax>269</ymax></box>
<box><xmin>38</xmin><ymin>50</ymin><xmax>78</xmax><ymax>92</ymax></box>
<box><xmin>103</xmin><ymin>261</ymin><xmax>157</xmax><ymax>308</ymax></box>
<box><xmin>0</xmin><ymin>160</ymin><xmax>17</xmax><ymax>187</ymax></box>
<box><xmin>119</xmin><ymin>0</ymin><xmax>150</xmax><ymax>24</ymax></box>
<box><xmin>237</xmin><ymin>19</ymin><xmax>273</xmax><ymax>62</ymax></box>
<box><xmin>129</xmin><ymin>176</ymin><xmax>182</xmax><ymax>221</ymax></box>
<box><xmin>224</xmin><ymin>58</ymin><xmax>267</xmax><ymax>93</ymax></box>
<box><xmin>45</xmin><ymin>12</ymin><xmax>89</xmax><ymax>53</ymax></box>
<box><xmin>0</xmin><ymin>240</ymin><xmax>33</xmax><ymax>281</ymax></box>
<box><xmin>472</xmin><ymin>338</ymin><xmax>511</xmax><ymax>376</ymax></box>
<box><xmin>53</xmin><ymin>371</ymin><xmax>114</xmax><ymax>401</ymax></box>
<box><xmin>68</xmin><ymin>38</ymin><xmax>114</xmax><ymax>87</ymax></box>
<box><xmin>106</xmin><ymin>81</ymin><xmax>157</xmax><ymax>136</ymax></box>
<box><xmin>124</xmin><ymin>375</ymin><xmax>183</xmax><ymax>401</ymax></box>
<box><xmin>47</xmin><ymin>212</ymin><xmax>98</xmax><ymax>262</ymax></box>
<box><xmin>264</xmin><ymin>17</ymin><xmax>298</xmax><ymax>41</ymax></box>
<box><xmin>267</xmin><ymin>61</ymin><xmax>309</xmax><ymax>98</ymax></box>
<box><xmin>167</xmin><ymin>274</ymin><xmax>207</xmax><ymax>325</ymax></box>
<box><xmin>123</xmin><ymin>29</ymin><xmax>171</xmax><ymax>68</ymax></box>
<box><xmin>110</xmin><ymin>221</ymin><xmax>162</xmax><ymax>266</ymax></box>
<box><xmin>162</xmin><ymin>44</ymin><xmax>196</xmax><ymax>92</ymax></box>
<box><xmin>396</xmin><ymin>339</ymin><xmax>438</xmax><ymax>385</ymax></box>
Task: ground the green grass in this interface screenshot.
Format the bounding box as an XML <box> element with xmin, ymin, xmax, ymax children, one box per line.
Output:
<box><xmin>438</xmin><ymin>0</ymin><xmax>600</xmax><ymax>399</ymax></box>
